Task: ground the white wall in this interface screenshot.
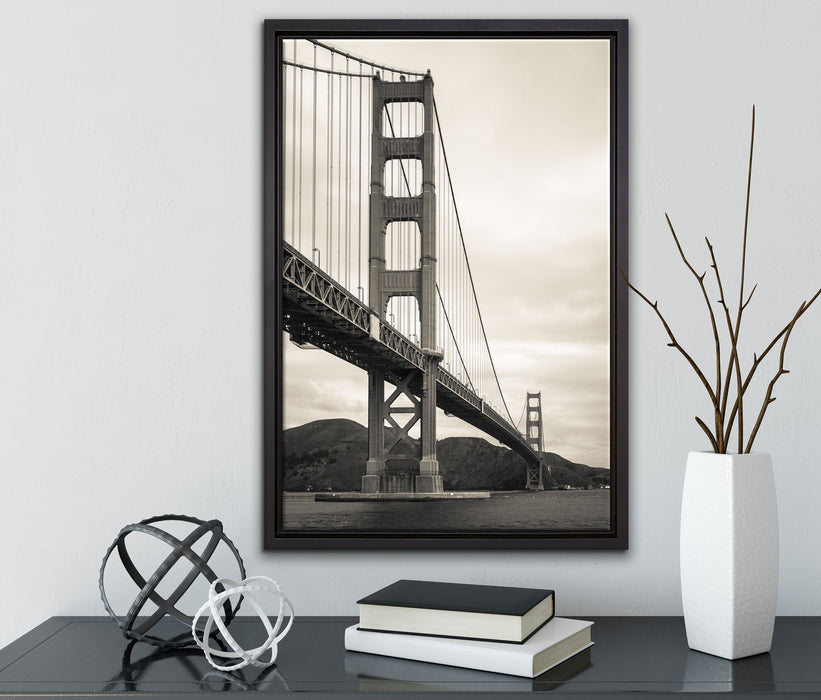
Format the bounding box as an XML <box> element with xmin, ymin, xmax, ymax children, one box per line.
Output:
<box><xmin>3</xmin><ymin>0</ymin><xmax>821</xmax><ymax>649</ymax></box>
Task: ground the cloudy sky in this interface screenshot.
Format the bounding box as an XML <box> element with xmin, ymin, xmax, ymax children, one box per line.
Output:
<box><xmin>282</xmin><ymin>38</ymin><xmax>611</xmax><ymax>469</ymax></box>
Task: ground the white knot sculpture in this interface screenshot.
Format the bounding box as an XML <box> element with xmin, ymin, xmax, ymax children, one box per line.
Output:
<box><xmin>191</xmin><ymin>576</ymin><xmax>294</xmax><ymax>672</ymax></box>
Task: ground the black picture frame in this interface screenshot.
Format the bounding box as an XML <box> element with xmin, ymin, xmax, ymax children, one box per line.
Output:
<box><xmin>264</xmin><ymin>19</ymin><xmax>628</xmax><ymax>550</ymax></box>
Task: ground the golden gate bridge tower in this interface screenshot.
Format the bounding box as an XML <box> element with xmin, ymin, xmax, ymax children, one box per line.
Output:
<box><xmin>525</xmin><ymin>392</ymin><xmax>548</xmax><ymax>491</ymax></box>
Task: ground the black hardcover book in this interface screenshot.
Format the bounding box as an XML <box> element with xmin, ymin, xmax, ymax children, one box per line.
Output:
<box><xmin>357</xmin><ymin>579</ymin><xmax>555</xmax><ymax>643</ymax></box>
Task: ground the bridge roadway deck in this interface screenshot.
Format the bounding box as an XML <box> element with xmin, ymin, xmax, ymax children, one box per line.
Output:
<box><xmin>281</xmin><ymin>243</ymin><xmax>540</xmax><ymax>466</ymax></box>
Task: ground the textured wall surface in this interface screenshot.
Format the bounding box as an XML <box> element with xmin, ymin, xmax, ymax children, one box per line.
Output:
<box><xmin>3</xmin><ymin>0</ymin><xmax>821</xmax><ymax>649</ymax></box>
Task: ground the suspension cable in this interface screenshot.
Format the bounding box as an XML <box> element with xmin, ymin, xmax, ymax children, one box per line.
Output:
<box><xmin>516</xmin><ymin>397</ymin><xmax>527</xmax><ymax>431</ymax></box>
<box><xmin>433</xmin><ymin>96</ymin><xmax>515</xmax><ymax>426</ymax></box>
<box><xmin>308</xmin><ymin>39</ymin><xmax>427</xmax><ymax>78</ymax></box>
<box><xmin>283</xmin><ymin>59</ymin><xmax>376</xmax><ymax>79</ymax></box>
<box><xmin>435</xmin><ymin>284</ymin><xmax>474</xmax><ymax>392</ymax></box>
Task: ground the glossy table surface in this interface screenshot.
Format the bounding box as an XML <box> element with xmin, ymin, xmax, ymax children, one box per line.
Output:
<box><xmin>1</xmin><ymin>616</ymin><xmax>820</xmax><ymax>697</ymax></box>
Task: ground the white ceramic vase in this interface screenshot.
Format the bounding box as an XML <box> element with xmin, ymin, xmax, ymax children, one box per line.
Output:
<box><xmin>680</xmin><ymin>451</ymin><xmax>778</xmax><ymax>660</ymax></box>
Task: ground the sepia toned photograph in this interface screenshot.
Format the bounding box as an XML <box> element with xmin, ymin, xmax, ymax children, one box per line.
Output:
<box><xmin>264</xmin><ymin>20</ymin><xmax>628</xmax><ymax>548</ymax></box>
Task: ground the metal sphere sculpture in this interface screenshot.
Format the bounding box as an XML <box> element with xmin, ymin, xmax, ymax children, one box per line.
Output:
<box><xmin>192</xmin><ymin>576</ymin><xmax>295</xmax><ymax>671</ymax></box>
<box><xmin>99</xmin><ymin>514</ymin><xmax>246</xmax><ymax>647</ymax></box>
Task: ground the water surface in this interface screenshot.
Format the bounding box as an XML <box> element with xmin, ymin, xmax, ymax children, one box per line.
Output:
<box><xmin>282</xmin><ymin>489</ymin><xmax>610</xmax><ymax>532</ymax></box>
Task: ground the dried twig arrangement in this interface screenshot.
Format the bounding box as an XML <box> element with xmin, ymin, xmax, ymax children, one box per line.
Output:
<box><xmin>622</xmin><ymin>107</ymin><xmax>821</xmax><ymax>453</ymax></box>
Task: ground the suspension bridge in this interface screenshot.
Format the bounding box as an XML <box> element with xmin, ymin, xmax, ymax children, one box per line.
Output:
<box><xmin>280</xmin><ymin>39</ymin><xmax>549</xmax><ymax>494</ymax></box>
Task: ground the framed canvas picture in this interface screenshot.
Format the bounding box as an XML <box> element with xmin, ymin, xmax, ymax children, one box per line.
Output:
<box><xmin>264</xmin><ymin>19</ymin><xmax>628</xmax><ymax>549</ymax></box>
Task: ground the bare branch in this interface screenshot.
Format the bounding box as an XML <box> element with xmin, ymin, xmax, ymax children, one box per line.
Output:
<box><xmin>738</xmin><ymin>105</ymin><xmax>755</xmax><ymax>311</ymax></box>
<box><xmin>741</xmin><ymin>284</ymin><xmax>758</xmax><ymax>312</ymax></box>
<box><xmin>694</xmin><ymin>415</ymin><xmax>719</xmax><ymax>452</ymax></box>
<box><xmin>726</xmin><ymin>287</ymin><xmax>821</xmax><ymax>435</ymax></box>
<box><xmin>665</xmin><ymin>214</ymin><xmax>723</xmax><ymax>445</ymax></box>
<box><xmin>706</xmin><ymin>238</ymin><xmax>728</xmax><ymax>306</ymax></box>
<box><xmin>619</xmin><ymin>266</ymin><xmax>718</xmax><ymax>406</ymax></box>
<box><xmin>731</xmin><ymin>105</ymin><xmax>756</xmax><ymax>452</ymax></box>
<box><xmin>745</xmin><ymin>302</ymin><xmax>801</xmax><ymax>452</ymax></box>
<box><xmin>706</xmin><ymin>237</ymin><xmax>738</xmax><ymax>451</ymax></box>
<box><xmin>732</xmin><ymin>349</ymin><xmax>745</xmax><ymax>454</ymax></box>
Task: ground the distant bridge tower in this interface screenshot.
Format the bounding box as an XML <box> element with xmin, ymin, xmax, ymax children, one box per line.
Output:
<box><xmin>361</xmin><ymin>71</ymin><xmax>443</xmax><ymax>495</ymax></box>
<box><xmin>525</xmin><ymin>392</ymin><xmax>547</xmax><ymax>491</ymax></box>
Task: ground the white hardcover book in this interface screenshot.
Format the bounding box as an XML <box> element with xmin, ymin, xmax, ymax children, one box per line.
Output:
<box><xmin>344</xmin><ymin>617</ymin><xmax>593</xmax><ymax>678</ymax></box>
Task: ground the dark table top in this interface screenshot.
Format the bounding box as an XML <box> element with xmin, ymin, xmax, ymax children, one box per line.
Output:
<box><xmin>1</xmin><ymin>616</ymin><xmax>819</xmax><ymax>697</ymax></box>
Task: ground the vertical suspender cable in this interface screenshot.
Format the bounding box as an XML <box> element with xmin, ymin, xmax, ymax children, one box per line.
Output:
<box><xmin>455</xmin><ymin>206</ymin><xmax>460</xmax><ymax>375</ymax></box>
<box><xmin>434</xmin><ymin>113</ymin><xmax>439</xmax><ymax>351</ymax></box>
<box><xmin>466</xmin><ymin>224</ymin><xmax>470</xmax><ymax>383</ymax></box>
<box><xmin>409</xmin><ymin>103</ymin><xmax>414</xmax><ymax>337</ymax></box>
<box><xmin>466</xmin><ymin>247</ymin><xmax>470</xmax><ymax>386</ymax></box>
<box><xmin>442</xmin><ymin>121</ymin><xmax>447</xmax><ymax>358</ymax></box>
<box><xmin>297</xmin><ymin>67</ymin><xmax>304</xmax><ymax>250</ymax></box>
<box><xmin>416</xmin><ymin>99</ymin><xmax>420</xmax><ymax>266</ymax></box>
<box><xmin>387</xmin><ymin>73</ymin><xmax>393</xmax><ymax>280</ymax></box>
<box><xmin>343</xmin><ymin>63</ymin><xmax>349</xmax><ymax>287</ymax></box>
<box><xmin>345</xmin><ymin>62</ymin><xmax>352</xmax><ymax>289</ymax></box>
<box><xmin>330</xmin><ymin>63</ymin><xmax>336</xmax><ymax>279</ymax></box>
<box><xmin>311</xmin><ymin>44</ymin><xmax>317</xmax><ymax>256</ymax></box>
<box><xmin>336</xmin><ymin>63</ymin><xmax>342</xmax><ymax>283</ymax></box>
<box><xmin>336</xmin><ymin>65</ymin><xmax>345</xmax><ymax>282</ymax></box>
<box><xmin>414</xmin><ymin>98</ymin><xmax>419</xmax><ymax>341</ymax></box>
<box><xmin>448</xmin><ymin>149</ymin><xmax>453</xmax><ymax>363</ymax></box>
<box><xmin>438</xmin><ymin>118</ymin><xmax>444</xmax><ymax>356</ymax></box>
<box><xmin>454</xmin><ymin>198</ymin><xmax>458</xmax><ymax>372</ymax></box>
<box><xmin>326</xmin><ymin>52</ymin><xmax>333</xmax><ymax>270</ymax></box>
<box><xmin>283</xmin><ymin>58</ymin><xmax>289</xmax><ymax>243</ymax></box>
<box><xmin>346</xmin><ymin>65</ymin><xmax>352</xmax><ymax>289</ymax></box>
<box><xmin>289</xmin><ymin>44</ymin><xmax>296</xmax><ymax>245</ymax></box>
<box><xmin>284</xmin><ymin>53</ymin><xmax>288</xmax><ymax>242</ymax></box>
<box><xmin>367</xmin><ymin>77</ymin><xmax>372</xmax><ymax>305</ymax></box>
<box><xmin>447</xmin><ymin>204</ymin><xmax>458</xmax><ymax>372</ymax></box>
<box><xmin>357</xmin><ymin>62</ymin><xmax>363</xmax><ymax>300</ymax></box>
<box><xmin>453</xmin><ymin>202</ymin><xmax>457</xmax><ymax>370</ymax></box>
<box><xmin>398</xmin><ymin>96</ymin><xmax>404</xmax><ymax>334</ymax></box>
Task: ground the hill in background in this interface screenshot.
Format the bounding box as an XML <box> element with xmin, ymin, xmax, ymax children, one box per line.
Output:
<box><xmin>282</xmin><ymin>419</ymin><xmax>609</xmax><ymax>492</ymax></box>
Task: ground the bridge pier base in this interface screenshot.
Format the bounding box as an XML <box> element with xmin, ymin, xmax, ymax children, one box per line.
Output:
<box><xmin>360</xmin><ymin>473</ymin><xmax>443</xmax><ymax>494</ymax></box>
<box><xmin>414</xmin><ymin>473</ymin><xmax>443</xmax><ymax>493</ymax></box>
<box><xmin>360</xmin><ymin>474</ymin><xmax>381</xmax><ymax>493</ymax></box>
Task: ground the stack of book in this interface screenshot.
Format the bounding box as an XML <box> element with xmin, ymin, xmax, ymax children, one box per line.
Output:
<box><xmin>344</xmin><ymin>579</ymin><xmax>593</xmax><ymax>679</ymax></box>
